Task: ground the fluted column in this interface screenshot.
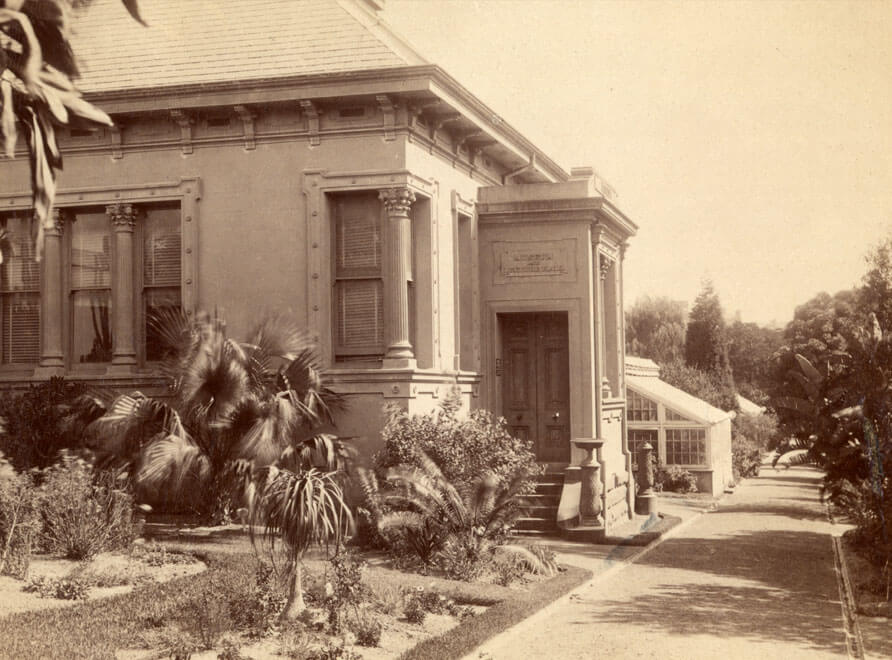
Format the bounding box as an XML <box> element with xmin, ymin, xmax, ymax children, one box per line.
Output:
<box><xmin>108</xmin><ymin>203</ymin><xmax>137</xmax><ymax>367</ymax></box>
<box><xmin>379</xmin><ymin>187</ymin><xmax>416</xmax><ymax>368</ymax></box>
<box><xmin>37</xmin><ymin>209</ymin><xmax>64</xmax><ymax>373</ymax></box>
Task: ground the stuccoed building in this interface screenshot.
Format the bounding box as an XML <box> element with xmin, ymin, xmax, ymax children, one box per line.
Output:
<box><xmin>0</xmin><ymin>0</ymin><xmax>638</xmax><ymax>536</ymax></box>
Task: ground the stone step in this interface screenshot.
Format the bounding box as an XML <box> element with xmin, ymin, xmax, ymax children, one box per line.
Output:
<box><xmin>532</xmin><ymin>482</ymin><xmax>562</xmax><ymax>496</ymax></box>
<box><xmin>519</xmin><ymin>493</ymin><xmax>560</xmax><ymax>507</ymax></box>
<box><xmin>522</xmin><ymin>504</ymin><xmax>560</xmax><ymax>518</ymax></box>
<box><xmin>515</xmin><ymin>516</ymin><xmax>559</xmax><ymax>532</ymax></box>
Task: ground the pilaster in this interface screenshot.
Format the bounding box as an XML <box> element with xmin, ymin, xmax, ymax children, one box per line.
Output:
<box><xmin>379</xmin><ymin>187</ymin><xmax>416</xmax><ymax>369</ymax></box>
<box><xmin>107</xmin><ymin>203</ymin><xmax>137</xmax><ymax>369</ymax></box>
<box><xmin>36</xmin><ymin>209</ymin><xmax>65</xmax><ymax>375</ymax></box>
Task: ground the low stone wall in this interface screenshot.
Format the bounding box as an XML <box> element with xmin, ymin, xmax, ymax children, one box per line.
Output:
<box><xmin>605</xmin><ymin>470</ymin><xmax>631</xmax><ymax>527</ymax></box>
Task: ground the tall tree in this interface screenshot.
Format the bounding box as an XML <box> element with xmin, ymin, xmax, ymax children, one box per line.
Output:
<box><xmin>625</xmin><ymin>296</ymin><xmax>687</xmax><ymax>364</ymax></box>
<box><xmin>726</xmin><ymin>320</ymin><xmax>783</xmax><ymax>401</ymax></box>
<box><xmin>860</xmin><ymin>235</ymin><xmax>892</xmax><ymax>332</ymax></box>
<box><xmin>684</xmin><ymin>281</ymin><xmax>736</xmax><ymax>408</ymax></box>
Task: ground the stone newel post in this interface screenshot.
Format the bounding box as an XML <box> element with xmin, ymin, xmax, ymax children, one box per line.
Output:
<box><xmin>379</xmin><ymin>187</ymin><xmax>415</xmax><ymax>367</ymax></box>
<box><xmin>107</xmin><ymin>203</ymin><xmax>137</xmax><ymax>367</ymax></box>
<box><xmin>635</xmin><ymin>441</ymin><xmax>658</xmax><ymax>515</ymax></box>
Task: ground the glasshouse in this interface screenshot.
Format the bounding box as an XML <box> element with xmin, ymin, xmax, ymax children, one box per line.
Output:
<box><xmin>625</xmin><ymin>357</ymin><xmax>733</xmax><ymax>495</ymax></box>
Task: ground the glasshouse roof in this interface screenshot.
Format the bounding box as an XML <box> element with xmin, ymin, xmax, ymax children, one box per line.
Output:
<box><xmin>625</xmin><ymin>357</ymin><xmax>732</xmax><ymax>425</ymax></box>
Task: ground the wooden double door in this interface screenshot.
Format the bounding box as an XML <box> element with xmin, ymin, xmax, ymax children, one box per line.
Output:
<box><xmin>500</xmin><ymin>312</ymin><xmax>570</xmax><ymax>463</ymax></box>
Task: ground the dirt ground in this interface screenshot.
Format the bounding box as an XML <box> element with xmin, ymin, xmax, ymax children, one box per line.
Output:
<box><xmin>0</xmin><ymin>549</ymin><xmax>206</xmax><ymax>619</ymax></box>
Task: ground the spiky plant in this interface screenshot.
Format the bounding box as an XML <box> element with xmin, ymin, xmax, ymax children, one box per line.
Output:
<box><xmin>375</xmin><ymin>452</ymin><xmax>543</xmax><ymax>575</ymax></box>
<box><xmin>84</xmin><ymin>311</ymin><xmax>344</xmax><ymax>523</ymax></box>
<box><xmin>246</xmin><ymin>465</ymin><xmax>352</xmax><ymax>620</ymax></box>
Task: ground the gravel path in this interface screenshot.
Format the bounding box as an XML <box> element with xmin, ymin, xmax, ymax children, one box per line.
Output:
<box><xmin>471</xmin><ymin>466</ymin><xmax>849</xmax><ymax>659</ymax></box>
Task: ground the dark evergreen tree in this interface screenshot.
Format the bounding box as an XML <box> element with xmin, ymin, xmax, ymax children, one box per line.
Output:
<box><xmin>684</xmin><ymin>281</ymin><xmax>737</xmax><ymax>410</ymax></box>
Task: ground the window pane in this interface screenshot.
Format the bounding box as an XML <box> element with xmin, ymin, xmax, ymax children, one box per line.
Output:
<box><xmin>337</xmin><ymin>279</ymin><xmax>383</xmax><ymax>348</ymax></box>
<box><xmin>1</xmin><ymin>292</ymin><xmax>39</xmax><ymax>364</ymax></box>
<box><xmin>1</xmin><ymin>215</ymin><xmax>39</xmax><ymax>291</ymax></box>
<box><xmin>1</xmin><ymin>215</ymin><xmax>40</xmax><ymax>364</ymax></box>
<box><xmin>71</xmin><ymin>290</ymin><xmax>112</xmax><ymax>363</ymax></box>
<box><xmin>145</xmin><ymin>287</ymin><xmax>181</xmax><ymax>361</ymax></box>
<box><xmin>665</xmin><ymin>428</ymin><xmax>706</xmax><ymax>465</ymax></box>
<box><xmin>336</xmin><ymin>197</ymin><xmax>380</xmax><ymax>271</ymax></box>
<box><xmin>71</xmin><ymin>212</ymin><xmax>111</xmax><ymax>289</ymax></box>
<box><xmin>144</xmin><ymin>208</ymin><xmax>181</xmax><ymax>286</ymax></box>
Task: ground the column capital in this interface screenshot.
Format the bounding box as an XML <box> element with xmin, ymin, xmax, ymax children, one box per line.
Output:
<box><xmin>379</xmin><ymin>187</ymin><xmax>416</xmax><ymax>216</ymax></box>
<box><xmin>107</xmin><ymin>203</ymin><xmax>136</xmax><ymax>231</ymax></box>
<box><xmin>599</xmin><ymin>255</ymin><xmax>613</xmax><ymax>281</ymax></box>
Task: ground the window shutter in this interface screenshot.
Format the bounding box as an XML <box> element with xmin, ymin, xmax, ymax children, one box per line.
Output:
<box><xmin>333</xmin><ymin>193</ymin><xmax>384</xmax><ymax>358</ymax></box>
<box><xmin>337</xmin><ymin>279</ymin><xmax>383</xmax><ymax>348</ymax></box>
<box><xmin>336</xmin><ymin>201</ymin><xmax>380</xmax><ymax>271</ymax></box>
<box><xmin>1</xmin><ymin>215</ymin><xmax>40</xmax><ymax>364</ymax></box>
<box><xmin>144</xmin><ymin>209</ymin><xmax>181</xmax><ymax>286</ymax></box>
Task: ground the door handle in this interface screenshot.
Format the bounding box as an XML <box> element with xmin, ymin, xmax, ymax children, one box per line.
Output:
<box><xmin>552</xmin><ymin>411</ymin><xmax>560</xmax><ymax>420</ymax></box>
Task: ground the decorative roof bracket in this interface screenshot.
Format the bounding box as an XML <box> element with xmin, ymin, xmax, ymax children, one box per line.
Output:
<box><xmin>109</xmin><ymin>123</ymin><xmax>123</xmax><ymax>160</ymax></box>
<box><xmin>502</xmin><ymin>152</ymin><xmax>537</xmax><ymax>184</ymax></box>
<box><xmin>233</xmin><ymin>105</ymin><xmax>257</xmax><ymax>150</ymax></box>
<box><xmin>376</xmin><ymin>94</ymin><xmax>396</xmax><ymax>141</ymax></box>
<box><xmin>300</xmin><ymin>100</ymin><xmax>320</xmax><ymax>146</ymax></box>
<box><xmin>170</xmin><ymin>110</ymin><xmax>193</xmax><ymax>155</ymax></box>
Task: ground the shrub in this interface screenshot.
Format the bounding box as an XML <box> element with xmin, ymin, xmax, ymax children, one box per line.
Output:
<box><xmin>654</xmin><ymin>465</ymin><xmax>698</xmax><ymax>493</ymax></box>
<box><xmin>325</xmin><ymin>553</ymin><xmax>370</xmax><ymax>634</ymax></box>
<box><xmin>23</xmin><ymin>575</ymin><xmax>90</xmax><ymax>600</ymax></box>
<box><xmin>230</xmin><ymin>561</ymin><xmax>288</xmax><ymax>635</ymax></box>
<box><xmin>404</xmin><ymin>597</ymin><xmax>426</xmax><ymax>624</ymax></box>
<box><xmin>132</xmin><ymin>541</ymin><xmax>197</xmax><ymax>567</ymax></box>
<box><xmin>731</xmin><ymin>435</ymin><xmax>762</xmax><ymax>480</ymax></box>
<box><xmin>374</xmin><ymin>390</ymin><xmax>541</xmax><ymax>493</ymax></box>
<box><xmin>0</xmin><ymin>378</ymin><xmax>95</xmax><ymax>472</ymax></box>
<box><xmin>0</xmin><ymin>452</ymin><xmax>39</xmax><ymax>578</ymax></box>
<box><xmin>350</xmin><ymin>611</ymin><xmax>382</xmax><ymax>647</ymax></box>
<box><xmin>492</xmin><ymin>552</ymin><xmax>526</xmax><ymax>586</ymax></box>
<box><xmin>732</xmin><ymin>412</ymin><xmax>780</xmax><ymax>451</ymax></box>
<box><xmin>38</xmin><ymin>454</ymin><xmax>139</xmax><ymax>560</ymax></box>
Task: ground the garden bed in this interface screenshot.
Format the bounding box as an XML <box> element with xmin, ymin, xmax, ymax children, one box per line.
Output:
<box><xmin>840</xmin><ymin>531</ymin><xmax>891</xmax><ymax>619</ymax></box>
<box><xmin>0</xmin><ymin>543</ymin><xmax>205</xmax><ymax>619</ymax></box>
<box><xmin>0</xmin><ymin>541</ymin><xmax>591</xmax><ymax>660</ymax></box>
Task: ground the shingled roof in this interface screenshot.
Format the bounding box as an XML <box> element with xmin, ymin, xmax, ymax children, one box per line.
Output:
<box><xmin>70</xmin><ymin>0</ymin><xmax>428</xmax><ymax>94</ymax></box>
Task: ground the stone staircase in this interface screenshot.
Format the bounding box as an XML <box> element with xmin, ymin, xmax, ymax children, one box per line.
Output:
<box><xmin>514</xmin><ymin>466</ymin><xmax>565</xmax><ymax>536</ymax></box>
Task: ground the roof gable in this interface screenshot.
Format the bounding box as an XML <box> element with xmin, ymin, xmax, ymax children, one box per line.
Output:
<box><xmin>70</xmin><ymin>0</ymin><xmax>427</xmax><ymax>94</ymax></box>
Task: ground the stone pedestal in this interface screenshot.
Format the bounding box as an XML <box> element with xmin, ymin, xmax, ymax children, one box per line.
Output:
<box><xmin>573</xmin><ymin>437</ymin><xmax>604</xmax><ymax>524</ymax></box>
<box><xmin>635</xmin><ymin>441</ymin><xmax>659</xmax><ymax>515</ymax></box>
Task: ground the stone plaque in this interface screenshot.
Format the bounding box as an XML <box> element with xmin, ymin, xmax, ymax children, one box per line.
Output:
<box><xmin>494</xmin><ymin>239</ymin><xmax>576</xmax><ymax>284</ymax></box>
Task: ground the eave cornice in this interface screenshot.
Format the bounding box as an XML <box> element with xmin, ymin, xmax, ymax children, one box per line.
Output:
<box><xmin>82</xmin><ymin>65</ymin><xmax>568</xmax><ymax>184</ymax></box>
<box><xmin>477</xmin><ymin>196</ymin><xmax>638</xmax><ymax>240</ymax></box>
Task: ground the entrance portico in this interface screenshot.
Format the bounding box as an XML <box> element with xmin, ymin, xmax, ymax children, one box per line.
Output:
<box><xmin>477</xmin><ymin>169</ymin><xmax>638</xmax><ymax>536</ymax></box>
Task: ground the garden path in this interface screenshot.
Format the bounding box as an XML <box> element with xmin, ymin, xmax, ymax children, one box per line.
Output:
<box><xmin>470</xmin><ymin>465</ymin><xmax>852</xmax><ymax>659</ymax></box>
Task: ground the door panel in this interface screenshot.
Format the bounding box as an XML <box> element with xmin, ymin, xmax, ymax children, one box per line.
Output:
<box><xmin>502</xmin><ymin>315</ymin><xmax>537</xmax><ymax>443</ymax></box>
<box><xmin>500</xmin><ymin>312</ymin><xmax>570</xmax><ymax>463</ymax></box>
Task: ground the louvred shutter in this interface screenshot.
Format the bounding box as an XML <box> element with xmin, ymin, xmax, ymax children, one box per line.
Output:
<box><xmin>334</xmin><ymin>194</ymin><xmax>384</xmax><ymax>356</ymax></box>
<box><xmin>1</xmin><ymin>215</ymin><xmax>40</xmax><ymax>364</ymax></box>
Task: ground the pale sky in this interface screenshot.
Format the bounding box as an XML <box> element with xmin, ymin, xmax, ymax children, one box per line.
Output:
<box><xmin>384</xmin><ymin>0</ymin><xmax>892</xmax><ymax>327</ymax></box>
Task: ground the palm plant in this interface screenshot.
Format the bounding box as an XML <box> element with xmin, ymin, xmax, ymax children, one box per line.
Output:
<box><xmin>246</xmin><ymin>462</ymin><xmax>352</xmax><ymax>620</ymax></box>
<box><xmin>84</xmin><ymin>311</ymin><xmax>344</xmax><ymax>523</ymax></box>
<box><xmin>372</xmin><ymin>452</ymin><xmax>549</xmax><ymax>577</ymax></box>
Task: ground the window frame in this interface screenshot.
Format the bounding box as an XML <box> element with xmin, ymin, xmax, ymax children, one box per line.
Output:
<box><xmin>331</xmin><ymin>191</ymin><xmax>386</xmax><ymax>362</ymax></box>
<box><xmin>0</xmin><ymin>178</ymin><xmax>199</xmax><ymax>379</ymax></box>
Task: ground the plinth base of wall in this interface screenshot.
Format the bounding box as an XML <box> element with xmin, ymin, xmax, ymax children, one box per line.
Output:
<box><xmin>562</xmin><ymin>525</ymin><xmax>606</xmax><ymax>543</ymax></box>
<box><xmin>635</xmin><ymin>493</ymin><xmax>658</xmax><ymax>516</ymax></box>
